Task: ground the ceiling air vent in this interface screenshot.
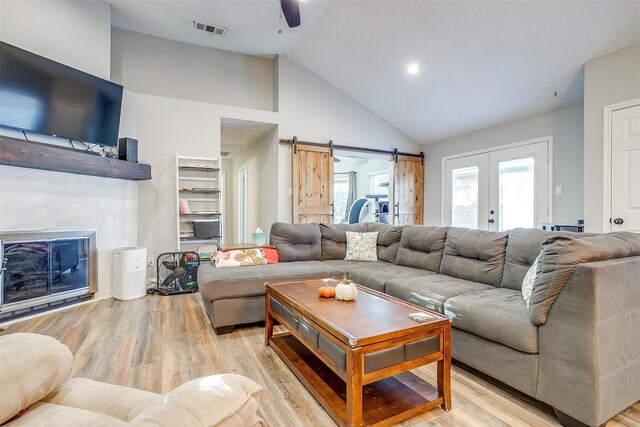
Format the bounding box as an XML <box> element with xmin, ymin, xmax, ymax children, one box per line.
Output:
<box><xmin>194</xmin><ymin>21</ymin><xmax>227</xmax><ymax>36</ymax></box>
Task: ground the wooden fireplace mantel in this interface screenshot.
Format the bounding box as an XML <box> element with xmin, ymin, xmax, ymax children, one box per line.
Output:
<box><xmin>0</xmin><ymin>136</ymin><xmax>151</xmax><ymax>181</ymax></box>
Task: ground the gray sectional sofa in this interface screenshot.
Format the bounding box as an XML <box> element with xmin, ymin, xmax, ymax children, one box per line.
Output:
<box><xmin>198</xmin><ymin>222</ymin><xmax>640</xmax><ymax>427</ymax></box>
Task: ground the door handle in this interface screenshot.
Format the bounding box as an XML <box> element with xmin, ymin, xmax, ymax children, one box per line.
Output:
<box><xmin>330</xmin><ymin>203</ymin><xmax>334</xmax><ymax>219</ymax></box>
<box><xmin>613</xmin><ymin>218</ymin><xmax>624</xmax><ymax>225</ymax></box>
<box><xmin>394</xmin><ymin>203</ymin><xmax>400</xmax><ymax>218</ymax></box>
<box><xmin>488</xmin><ymin>219</ymin><xmax>495</xmax><ymax>224</ymax></box>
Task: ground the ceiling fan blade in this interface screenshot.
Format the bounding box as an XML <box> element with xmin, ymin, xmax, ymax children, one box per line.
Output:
<box><xmin>280</xmin><ymin>0</ymin><xmax>301</xmax><ymax>28</ymax></box>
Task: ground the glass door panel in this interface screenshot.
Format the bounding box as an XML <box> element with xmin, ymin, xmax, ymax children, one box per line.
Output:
<box><xmin>444</xmin><ymin>154</ymin><xmax>489</xmax><ymax>229</ymax></box>
<box><xmin>488</xmin><ymin>141</ymin><xmax>549</xmax><ymax>231</ymax></box>
<box><xmin>497</xmin><ymin>157</ymin><xmax>535</xmax><ymax>231</ymax></box>
<box><xmin>51</xmin><ymin>238</ymin><xmax>89</xmax><ymax>294</ymax></box>
<box><xmin>451</xmin><ymin>166</ymin><xmax>480</xmax><ymax>228</ymax></box>
<box><xmin>2</xmin><ymin>241</ymin><xmax>50</xmax><ymax>304</ymax></box>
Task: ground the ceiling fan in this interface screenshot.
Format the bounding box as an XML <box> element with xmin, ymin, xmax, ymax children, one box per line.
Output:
<box><xmin>279</xmin><ymin>0</ymin><xmax>301</xmax><ymax>28</ymax></box>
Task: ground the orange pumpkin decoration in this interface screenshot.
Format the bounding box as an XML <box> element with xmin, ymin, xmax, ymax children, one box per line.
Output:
<box><xmin>318</xmin><ymin>286</ymin><xmax>336</xmax><ymax>298</ymax></box>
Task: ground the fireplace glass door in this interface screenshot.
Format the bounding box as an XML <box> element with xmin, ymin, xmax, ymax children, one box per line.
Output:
<box><xmin>51</xmin><ymin>239</ymin><xmax>89</xmax><ymax>294</ymax></box>
<box><xmin>2</xmin><ymin>238</ymin><xmax>90</xmax><ymax>305</ymax></box>
<box><xmin>2</xmin><ymin>241</ymin><xmax>50</xmax><ymax>304</ymax></box>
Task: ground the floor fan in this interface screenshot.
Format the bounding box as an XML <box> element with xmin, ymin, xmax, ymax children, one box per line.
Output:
<box><xmin>153</xmin><ymin>251</ymin><xmax>200</xmax><ymax>296</ymax></box>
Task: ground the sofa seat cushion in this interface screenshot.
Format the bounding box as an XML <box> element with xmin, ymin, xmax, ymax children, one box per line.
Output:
<box><xmin>444</xmin><ymin>288</ymin><xmax>538</xmax><ymax>354</ymax></box>
<box><xmin>349</xmin><ymin>264</ymin><xmax>432</xmax><ymax>293</ymax></box>
<box><xmin>198</xmin><ymin>261</ymin><xmax>345</xmax><ymax>302</ymax></box>
<box><xmin>385</xmin><ymin>274</ymin><xmax>492</xmax><ymax>313</ymax></box>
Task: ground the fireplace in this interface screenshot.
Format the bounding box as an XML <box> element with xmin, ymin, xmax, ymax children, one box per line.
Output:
<box><xmin>0</xmin><ymin>229</ymin><xmax>97</xmax><ymax>322</ymax></box>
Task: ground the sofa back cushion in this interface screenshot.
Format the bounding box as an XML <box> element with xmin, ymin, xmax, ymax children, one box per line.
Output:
<box><xmin>320</xmin><ymin>223</ymin><xmax>368</xmax><ymax>260</ymax></box>
<box><xmin>319</xmin><ymin>223</ymin><xmax>402</xmax><ymax>263</ymax></box>
<box><xmin>502</xmin><ymin>228</ymin><xmax>566</xmax><ymax>290</ymax></box>
<box><xmin>396</xmin><ymin>225</ymin><xmax>448</xmax><ymax>272</ymax></box>
<box><xmin>270</xmin><ymin>222</ymin><xmax>321</xmax><ymax>262</ymax></box>
<box><xmin>502</xmin><ymin>229</ymin><xmax>596</xmax><ymax>290</ymax></box>
<box><xmin>367</xmin><ymin>223</ymin><xmax>403</xmax><ymax>263</ymax></box>
<box><xmin>440</xmin><ymin>228</ymin><xmax>508</xmax><ymax>287</ymax></box>
<box><xmin>529</xmin><ymin>232</ymin><xmax>640</xmax><ymax>325</ymax></box>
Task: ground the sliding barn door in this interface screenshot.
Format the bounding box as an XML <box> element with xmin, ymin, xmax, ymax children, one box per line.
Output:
<box><xmin>292</xmin><ymin>145</ymin><xmax>333</xmax><ymax>224</ymax></box>
<box><xmin>394</xmin><ymin>155</ymin><xmax>424</xmax><ymax>225</ymax></box>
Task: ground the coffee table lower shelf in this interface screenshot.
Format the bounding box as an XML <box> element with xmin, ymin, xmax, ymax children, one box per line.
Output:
<box><xmin>270</xmin><ymin>333</ymin><xmax>443</xmax><ymax>427</ymax></box>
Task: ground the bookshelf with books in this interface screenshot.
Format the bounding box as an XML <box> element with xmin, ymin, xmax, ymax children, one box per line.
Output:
<box><xmin>176</xmin><ymin>154</ymin><xmax>223</xmax><ymax>251</ymax></box>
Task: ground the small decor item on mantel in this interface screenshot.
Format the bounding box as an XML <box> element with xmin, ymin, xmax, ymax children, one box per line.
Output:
<box><xmin>335</xmin><ymin>276</ymin><xmax>358</xmax><ymax>301</ymax></box>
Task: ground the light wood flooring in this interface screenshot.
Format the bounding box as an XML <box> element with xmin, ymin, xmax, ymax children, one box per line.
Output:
<box><xmin>1</xmin><ymin>295</ymin><xmax>638</xmax><ymax>427</ymax></box>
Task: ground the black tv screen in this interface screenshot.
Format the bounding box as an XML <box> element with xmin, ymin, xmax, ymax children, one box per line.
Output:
<box><xmin>0</xmin><ymin>42</ymin><xmax>123</xmax><ymax>147</ymax></box>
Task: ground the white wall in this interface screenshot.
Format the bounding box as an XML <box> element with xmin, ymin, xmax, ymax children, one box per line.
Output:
<box><xmin>131</xmin><ymin>94</ymin><xmax>277</xmax><ymax>260</ymax></box>
<box><xmin>583</xmin><ymin>42</ymin><xmax>640</xmax><ymax>232</ymax></box>
<box><xmin>111</xmin><ymin>34</ymin><xmax>419</xmax><ymax>255</ymax></box>
<box><xmin>111</xmin><ymin>29</ymin><xmax>274</xmax><ymax>112</ymax></box>
<box><xmin>0</xmin><ymin>0</ymin><xmax>111</xmax><ymax>79</ymax></box>
<box><xmin>422</xmin><ymin>104</ymin><xmax>584</xmax><ymax>226</ymax></box>
<box><xmin>0</xmin><ymin>0</ymin><xmax>135</xmax><ymax>298</ymax></box>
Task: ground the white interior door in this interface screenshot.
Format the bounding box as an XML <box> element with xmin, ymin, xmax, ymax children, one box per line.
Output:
<box><xmin>611</xmin><ymin>105</ymin><xmax>640</xmax><ymax>233</ymax></box>
<box><xmin>444</xmin><ymin>140</ymin><xmax>550</xmax><ymax>230</ymax></box>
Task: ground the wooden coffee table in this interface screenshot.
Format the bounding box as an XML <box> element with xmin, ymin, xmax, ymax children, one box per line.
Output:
<box><xmin>265</xmin><ymin>277</ymin><xmax>452</xmax><ymax>427</ymax></box>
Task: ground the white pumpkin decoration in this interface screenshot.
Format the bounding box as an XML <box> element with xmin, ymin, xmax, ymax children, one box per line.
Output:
<box><xmin>335</xmin><ymin>278</ymin><xmax>358</xmax><ymax>301</ymax></box>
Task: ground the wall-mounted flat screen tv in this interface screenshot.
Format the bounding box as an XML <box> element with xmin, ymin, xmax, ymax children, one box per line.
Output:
<box><xmin>0</xmin><ymin>41</ymin><xmax>123</xmax><ymax>147</ymax></box>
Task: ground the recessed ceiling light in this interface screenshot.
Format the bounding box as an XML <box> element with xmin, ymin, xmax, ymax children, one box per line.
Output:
<box><xmin>407</xmin><ymin>63</ymin><xmax>419</xmax><ymax>75</ymax></box>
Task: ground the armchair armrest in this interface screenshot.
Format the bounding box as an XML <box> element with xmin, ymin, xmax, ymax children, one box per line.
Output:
<box><xmin>537</xmin><ymin>256</ymin><xmax>640</xmax><ymax>426</ymax></box>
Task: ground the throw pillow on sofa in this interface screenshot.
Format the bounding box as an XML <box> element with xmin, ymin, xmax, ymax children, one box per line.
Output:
<box><xmin>263</xmin><ymin>248</ymin><xmax>280</xmax><ymax>264</ymax></box>
<box><xmin>344</xmin><ymin>231</ymin><xmax>378</xmax><ymax>261</ymax></box>
<box><xmin>213</xmin><ymin>249</ymin><xmax>267</xmax><ymax>268</ymax></box>
<box><xmin>521</xmin><ymin>254</ymin><xmax>540</xmax><ymax>307</ymax></box>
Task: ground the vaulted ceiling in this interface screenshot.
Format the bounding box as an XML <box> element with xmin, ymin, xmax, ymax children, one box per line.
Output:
<box><xmin>108</xmin><ymin>0</ymin><xmax>640</xmax><ymax>144</ymax></box>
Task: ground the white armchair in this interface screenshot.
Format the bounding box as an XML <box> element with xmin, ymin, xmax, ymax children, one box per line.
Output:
<box><xmin>0</xmin><ymin>333</ymin><xmax>264</xmax><ymax>426</ymax></box>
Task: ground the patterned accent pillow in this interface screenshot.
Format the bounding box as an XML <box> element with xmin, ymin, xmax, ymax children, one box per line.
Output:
<box><xmin>344</xmin><ymin>231</ymin><xmax>379</xmax><ymax>262</ymax></box>
<box><xmin>521</xmin><ymin>254</ymin><xmax>540</xmax><ymax>306</ymax></box>
<box><xmin>213</xmin><ymin>249</ymin><xmax>267</xmax><ymax>268</ymax></box>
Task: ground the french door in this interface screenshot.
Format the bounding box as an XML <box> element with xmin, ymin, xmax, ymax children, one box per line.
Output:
<box><xmin>444</xmin><ymin>140</ymin><xmax>550</xmax><ymax>231</ymax></box>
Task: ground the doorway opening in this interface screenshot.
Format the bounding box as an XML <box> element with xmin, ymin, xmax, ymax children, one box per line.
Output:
<box><xmin>220</xmin><ymin>118</ymin><xmax>278</xmax><ymax>244</ymax></box>
<box><xmin>333</xmin><ymin>151</ymin><xmax>393</xmax><ymax>224</ymax></box>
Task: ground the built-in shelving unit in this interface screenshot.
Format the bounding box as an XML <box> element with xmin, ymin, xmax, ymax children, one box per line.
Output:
<box><xmin>176</xmin><ymin>155</ymin><xmax>222</xmax><ymax>251</ymax></box>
